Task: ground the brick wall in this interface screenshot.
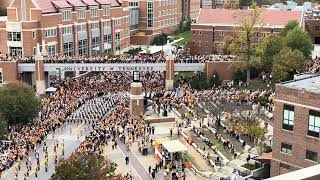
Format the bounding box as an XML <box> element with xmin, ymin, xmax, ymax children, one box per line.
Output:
<box><xmin>205</xmin><ymin>61</ymin><xmax>237</xmax><ymax>80</ymax></box>
<box><xmin>271</xmin><ymin>84</ymin><xmax>320</xmax><ymax>176</ymax></box>
<box><xmin>0</xmin><ymin>61</ymin><xmax>18</xmax><ymax>83</ymax></box>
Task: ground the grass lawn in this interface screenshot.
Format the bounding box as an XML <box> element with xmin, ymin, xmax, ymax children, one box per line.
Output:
<box><xmin>193</xmin><ymin>105</ymin><xmax>208</xmax><ymax>118</ymax></box>
<box><xmin>216</xmin><ymin>128</ymin><xmax>244</xmax><ymax>154</ymax></box>
<box><xmin>172</xmin><ymin>31</ymin><xmax>191</xmax><ymax>46</ymax></box>
<box><xmin>238</xmin><ymin>79</ymin><xmax>275</xmax><ymax>91</ymax></box>
<box><xmin>202</xmin><ymin>130</ymin><xmax>233</xmax><ymax>160</ymax></box>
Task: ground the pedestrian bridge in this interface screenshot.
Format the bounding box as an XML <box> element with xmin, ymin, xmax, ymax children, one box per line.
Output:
<box><xmin>18</xmin><ymin>63</ymin><xmax>206</xmax><ymax>73</ymax></box>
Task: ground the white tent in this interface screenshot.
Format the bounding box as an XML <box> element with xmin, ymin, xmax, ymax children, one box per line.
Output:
<box><xmin>45</xmin><ymin>87</ymin><xmax>57</xmax><ymax>93</ymax></box>
<box><xmin>140</xmin><ymin>46</ymin><xmax>163</xmax><ymax>54</ymax></box>
<box><xmin>162</xmin><ymin>140</ymin><xmax>187</xmax><ymax>153</ymax></box>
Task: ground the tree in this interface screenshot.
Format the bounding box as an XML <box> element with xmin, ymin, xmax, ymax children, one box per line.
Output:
<box><xmin>285</xmin><ymin>27</ymin><xmax>313</xmax><ymax>58</ymax></box>
<box><xmin>239</xmin><ymin>0</ymin><xmax>252</xmax><ymax>7</ymax></box>
<box><xmin>53</xmin><ymin>153</ymin><xmax>122</xmax><ymax>180</ymax></box>
<box><xmin>152</xmin><ymin>33</ymin><xmax>168</xmax><ymax>46</ymax></box>
<box><xmin>257</xmin><ymin>34</ymin><xmax>285</xmax><ymax>71</ymax></box>
<box><xmin>280</xmin><ymin>20</ymin><xmax>299</xmax><ymax>37</ymax></box>
<box><xmin>0</xmin><ymin>82</ymin><xmax>40</xmax><ymax>126</ymax></box>
<box><xmin>272</xmin><ymin>47</ymin><xmax>307</xmax><ymax>81</ymax></box>
<box><xmin>229</xmin><ymin>4</ymin><xmax>261</xmax><ymax>85</ymax></box>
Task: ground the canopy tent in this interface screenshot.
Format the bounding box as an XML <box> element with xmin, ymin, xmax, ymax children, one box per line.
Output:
<box><xmin>162</xmin><ymin>140</ymin><xmax>187</xmax><ymax>153</ymax></box>
<box><xmin>45</xmin><ymin>87</ymin><xmax>57</xmax><ymax>93</ymax></box>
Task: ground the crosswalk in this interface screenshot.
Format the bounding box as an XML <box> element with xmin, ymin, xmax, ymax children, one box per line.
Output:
<box><xmin>46</xmin><ymin>134</ymin><xmax>86</xmax><ymax>142</ymax></box>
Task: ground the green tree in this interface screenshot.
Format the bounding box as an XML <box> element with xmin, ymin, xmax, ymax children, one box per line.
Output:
<box><xmin>239</xmin><ymin>0</ymin><xmax>252</xmax><ymax>7</ymax></box>
<box><xmin>257</xmin><ymin>34</ymin><xmax>285</xmax><ymax>71</ymax></box>
<box><xmin>285</xmin><ymin>27</ymin><xmax>313</xmax><ymax>58</ymax></box>
<box><xmin>229</xmin><ymin>4</ymin><xmax>261</xmax><ymax>85</ymax></box>
<box><xmin>0</xmin><ymin>82</ymin><xmax>40</xmax><ymax>126</ymax></box>
<box><xmin>152</xmin><ymin>33</ymin><xmax>168</xmax><ymax>45</ymax></box>
<box><xmin>53</xmin><ymin>153</ymin><xmax>122</xmax><ymax>180</ymax></box>
<box><xmin>272</xmin><ymin>47</ymin><xmax>307</xmax><ymax>81</ymax></box>
<box><xmin>280</xmin><ymin>20</ymin><xmax>299</xmax><ymax>37</ymax></box>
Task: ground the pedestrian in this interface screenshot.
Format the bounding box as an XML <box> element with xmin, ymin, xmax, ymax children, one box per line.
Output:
<box><xmin>151</xmin><ymin>169</ymin><xmax>156</xmax><ymax>180</ymax></box>
<box><xmin>149</xmin><ymin>165</ymin><xmax>151</xmax><ymax>174</ymax></box>
<box><xmin>170</xmin><ymin>128</ymin><xmax>172</xmax><ymax>137</ymax></box>
<box><xmin>125</xmin><ymin>156</ymin><xmax>129</xmax><ymax>165</ymax></box>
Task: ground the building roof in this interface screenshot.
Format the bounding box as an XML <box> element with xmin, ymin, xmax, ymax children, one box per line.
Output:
<box><xmin>66</xmin><ymin>0</ymin><xmax>86</xmax><ymax>7</ymax></box>
<box><xmin>51</xmin><ymin>0</ymin><xmax>72</xmax><ymax>9</ymax></box>
<box><xmin>267</xmin><ymin>164</ymin><xmax>320</xmax><ymax>180</ymax></box>
<box><xmin>280</xmin><ymin>74</ymin><xmax>320</xmax><ymax>93</ymax></box>
<box><xmin>33</xmin><ymin>0</ymin><xmax>120</xmax><ymax>13</ymax></box>
<box><xmin>196</xmin><ymin>9</ymin><xmax>303</xmax><ymax>28</ymax></box>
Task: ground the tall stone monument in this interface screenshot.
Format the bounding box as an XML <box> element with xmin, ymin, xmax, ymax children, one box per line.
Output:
<box><xmin>164</xmin><ymin>40</ymin><xmax>175</xmax><ymax>90</ymax></box>
<box><xmin>130</xmin><ymin>71</ymin><xmax>144</xmax><ymax>117</ymax></box>
<box><xmin>35</xmin><ymin>41</ymin><xmax>46</xmax><ymax>95</ymax></box>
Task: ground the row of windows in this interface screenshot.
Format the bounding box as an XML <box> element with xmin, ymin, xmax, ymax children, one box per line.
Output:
<box><xmin>7</xmin><ymin>32</ymin><xmax>21</xmax><ymax>41</ymax></box>
<box><xmin>128</xmin><ymin>1</ymin><xmax>138</xmax><ymax>7</ymax></box>
<box><xmin>159</xmin><ymin>8</ymin><xmax>177</xmax><ymax>17</ymax></box>
<box><xmin>159</xmin><ymin>18</ymin><xmax>178</xmax><ymax>27</ymax></box>
<box><xmin>281</xmin><ymin>143</ymin><xmax>318</xmax><ymax>162</ymax></box>
<box><xmin>147</xmin><ymin>2</ymin><xmax>154</xmax><ymax>28</ymax></box>
<box><xmin>62</xmin><ymin>6</ymin><xmax>110</xmax><ymax>21</ymax></box>
<box><xmin>160</xmin><ymin>0</ymin><xmax>177</xmax><ymax>6</ymax></box>
<box><xmin>45</xmin><ymin>29</ymin><xmax>57</xmax><ymax>38</ymax></box>
<box><xmin>282</xmin><ymin>105</ymin><xmax>320</xmax><ymax>138</ymax></box>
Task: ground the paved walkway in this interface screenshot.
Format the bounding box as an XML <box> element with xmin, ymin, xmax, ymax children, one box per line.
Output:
<box><xmin>118</xmin><ymin>142</ymin><xmax>151</xmax><ymax>180</ymax></box>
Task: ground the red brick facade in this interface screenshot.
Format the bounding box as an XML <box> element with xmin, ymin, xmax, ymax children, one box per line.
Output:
<box><xmin>271</xmin><ymin>82</ymin><xmax>320</xmax><ymax>177</ymax></box>
<box><xmin>0</xmin><ymin>61</ymin><xmax>18</xmax><ymax>84</ymax></box>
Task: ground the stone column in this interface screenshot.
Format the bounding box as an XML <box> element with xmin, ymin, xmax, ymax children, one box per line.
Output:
<box><xmin>165</xmin><ymin>55</ymin><xmax>174</xmax><ymax>90</ymax></box>
<box><xmin>130</xmin><ymin>82</ymin><xmax>144</xmax><ymax>117</ymax></box>
<box><xmin>35</xmin><ymin>43</ymin><xmax>46</xmax><ymax>95</ymax></box>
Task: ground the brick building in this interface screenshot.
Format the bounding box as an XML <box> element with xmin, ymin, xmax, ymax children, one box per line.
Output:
<box><xmin>190</xmin><ymin>9</ymin><xmax>303</xmax><ymax>55</ymax></box>
<box><xmin>305</xmin><ymin>9</ymin><xmax>320</xmax><ymax>44</ymax></box>
<box><xmin>126</xmin><ymin>0</ymin><xmax>200</xmax><ymax>45</ymax></box>
<box><xmin>0</xmin><ymin>0</ymin><xmax>131</xmax><ymax>56</ymax></box>
<box><xmin>271</xmin><ymin>74</ymin><xmax>320</xmax><ymax>177</ymax></box>
<box><xmin>0</xmin><ymin>0</ymin><xmax>200</xmax><ymax>55</ymax></box>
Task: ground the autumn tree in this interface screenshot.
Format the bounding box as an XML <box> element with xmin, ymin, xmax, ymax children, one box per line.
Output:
<box><xmin>272</xmin><ymin>47</ymin><xmax>307</xmax><ymax>81</ymax></box>
<box><xmin>53</xmin><ymin>153</ymin><xmax>123</xmax><ymax>180</ymax></box>
<box><xmin>229</xmin><ymin>4</ymin><xmax>262</xmax><ymax>85</ymax></box>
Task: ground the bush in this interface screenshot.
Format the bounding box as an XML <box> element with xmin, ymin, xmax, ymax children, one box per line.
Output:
<box><xmin>265</xmin><ymin>146</ymin><xmax>272</xmax><ymax>153</ymax></box>
<box><xmin>125</xmin><ymin>47</ymin><xmax>142</xmax><ymax>56</ymax></box>
<box><xmin>153</xmin><ymin>33</ymin><xmax>168</xmax><ymax>46</ymax></box>
<box><xmin>191</xmin><ymin>72</ymin><xmax>221</xmax><ymax>90</ymax></box>
<box><xmin>242</xmin><ymin>163</ymin><xmax>258</xmax><ymax>171</ymax></box>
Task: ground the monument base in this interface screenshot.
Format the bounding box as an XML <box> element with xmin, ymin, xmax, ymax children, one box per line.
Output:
<box><xmin>36</xmin><ymin>80</ymin><xmax>46</xmax><ymax>95</ymax></box>
<box><xmin>165</xmin><ymin>80</ymin><xmax>174</xmax><ymax>90</ymax></box>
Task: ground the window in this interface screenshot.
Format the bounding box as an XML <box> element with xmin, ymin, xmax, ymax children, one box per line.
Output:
<box><xmin>90</xmin><ymin>8</ymin><xmax>98</xmax><ymax>17</ymax></box>
<box><xmin>125</xmin><ymin>28</ymin><xmax>129</xmax><ymax>36</ymax></box>
<box><xmin>62</xmin><ymin>26</ymin><xmax>72</xmax><ymax>35</ymax></box>
<box><xmin>205</xmin><ymin>41</ymin><xmax>208</xmax><ymax>47</ymax></box>
<box><xmin>33</xmin><ymin>47</ymin><xmax>36</xmax><ymax>55</ymax></box>
<box><xmin>283</xmin><ymin>105</ymin><xmax>294</xmax><ymax>131</ymax></box>
<box><xmin>90</xmin><ymin>22</ymin><xmax>99</xmax><ymax>30</ymax></box>
<box><xmin>47</xmin><ymin>45</ymin><xmax>56</xmax><ymax>56</ymax></box>
<box><xmin>77</xmin><ymin>9</ymin><xmax>85</xmax><ymax>19</ymax></box>
<box><xmin>103</xmin><ymin>6</ymin><xmax>110</xmax><ymax>16</ymax></box>
<box><xmin>78</xmin><ymin>39</ymin><xmax>88</xmax><ymax>56</ymax></box>
<box><xmin>45</xmin><ymin>29</ymin><xmax>57</xmax><ymax>38</ymax></box>
<box><xmin>129</xmin><ymin>1</ymin><xmax>138</xmax><ymax>6</ymax></box>
<box><xmin>92</xmin><ymin>37</ymin><xmax>100</xmax><ymax>56</ymax></box>
<box><xmin>113</xmin><ymin>18</ymin><xmax>121</xmax><ymax>26</ymax></box>
<box><xmin>0</xmin><ymin>70</ymin><xmax>2</xmax><ymax>84</ymax></box>
<box><xmin>306</xmin><ymin>150</ymin><xmax>318</xmax><ymax>162</ymax></box>
<box><xmin>147</xmin><ymin>2</ymin><xmax>153</xmax><ymax>28</ymax></box>
<box><xmin>77</xmin><ymin>24</ymin><xmax>86</xmax><ymax>32</ymax></box>
<box><xmin>7</xmin><ymin>32</ymin><xmax>21</xmax><ymax>41</ymax></box>
<box><xmin>124</xmin><ymin>16</ymin><xmax>129</xmax><ymax>23</ymax></box>
<box><xmin>62</xmin><ymin>10</ymin><xmax>71</xmax><ymax>21</ymax></box>
<box><xmin>32</xmin><ymin>31</ymin><xmax>36</xmax><ymax>39</ymax></box>
<box><xmin>308</xmin><ymin>110</ymin><xmax>320</xmax><ymax>137</ymax></box>
<box><xmin>115</xmin><ymin>32</ymin><xmax>120</xmax><ymax>52</ymax></box>
<box><xmin>63</xmin><ymin>42</ymin><xmax>74</xmax><ymax>56</ymax></box>
<box><xmin>281</xmin><ymin>143</ymin><xmax>292</xmax><ymax>155</ymax></box>
<box><xmin>103</xmin><ymin>20</ymin><xmax>111</xmax><ymax>28</ymax></box>
<box><xmin>104</xmin><ymin>33</ymin><xmax>112</xmax><ymax>53</ymax></box>
<box><xmin>219</xmin><ymin>31</ymin><xmax>224</xmax><ymax>36</ymax></box>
